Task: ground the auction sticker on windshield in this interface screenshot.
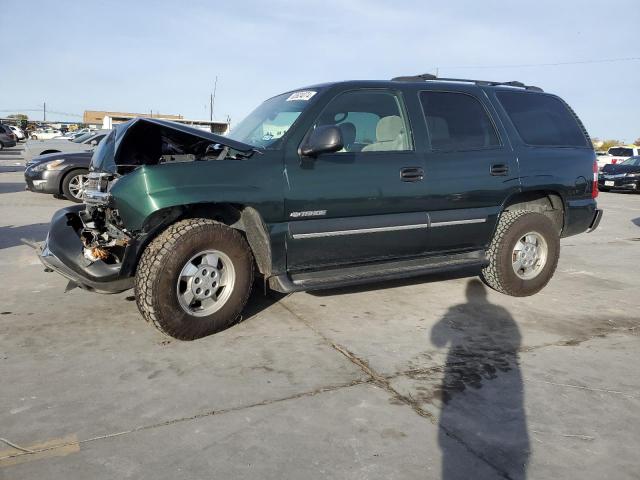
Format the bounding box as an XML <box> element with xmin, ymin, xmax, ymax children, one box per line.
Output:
<box><xmin>286</xmin><ymin>91</ymin><xmax>316</xmax><ymax>102</ymax></box>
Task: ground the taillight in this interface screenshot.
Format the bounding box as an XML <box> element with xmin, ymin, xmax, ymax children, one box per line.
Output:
<box><xmin>592</xmin><ymin>160</ymin><xmax>599</xmax><ymax>199</ymax></box>
<box><xmin>612</xmin><ymin>159</ymin><xmax>618</xmax><ymax>164</ymax></box>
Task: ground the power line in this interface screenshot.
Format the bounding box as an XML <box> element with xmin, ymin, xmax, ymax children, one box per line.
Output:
<box><xmin>0</xmin><ymin>108</ymin><xmax>81</xmax><ymax>117</ymax></box>
<box><xmin>438</xmin><ymin>56</ymin><xmax>640</xmax><ymax>70</ymax></box>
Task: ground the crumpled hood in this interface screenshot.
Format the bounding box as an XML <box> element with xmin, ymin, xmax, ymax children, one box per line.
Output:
<box><xmin>90</xmin><ymin>118</ymin><xmax>256</xmax><ymax>174</ymax></box>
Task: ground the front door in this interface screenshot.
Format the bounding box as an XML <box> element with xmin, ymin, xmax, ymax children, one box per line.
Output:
<box><xmin>284</xmin><ymin>88</ymin><xmax>428</xmax><ymax>271</ymax></box>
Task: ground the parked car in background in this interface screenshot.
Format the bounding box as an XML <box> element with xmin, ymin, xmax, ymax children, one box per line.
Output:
<box><xmin>599</xmin><ymin>156</ymin><xmax>640</xmax><ymax>193</ymax></box>
<box><xmin>596</xmin><ymin>145</ymin><xmax>640</xmax><ymax>170</ymax></box>
<box><xmin>0</xmin><ymin>125</ymin><xmax>18</xmax><ymax>149</ymax></box>
<box><xmin>52</xmin><ymin>128</ymin><xmax>96</xmax><ymax>140</ymax></box>
<box><xmin>8</xmin><ymin>125</ymin><xmax>26</xmax><ymax>141</ymax></box>
<box><xmin>23</xmin><ymin>130</ymin><xmax>109</xmax><ymax>163</ymax></box>
<box><xmin>30</xmin><ymin>128</ymin><xmax>63</xmax><ymax>140</ymax></box>
<box><xmin>38</xmin><ymin>76</ymin><xmax>601</xmax><ymax>340</ymax></box>
<box><xmin>24</xmin><ymin>151</ymin><xmax>92</xmax><ymax>202</ymax></box>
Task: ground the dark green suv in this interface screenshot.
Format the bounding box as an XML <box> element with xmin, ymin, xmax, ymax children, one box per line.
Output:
<box><xmin>38</xmin><ymin>75</ymin><xmax>602</xmax><ymax>339</ymax></box>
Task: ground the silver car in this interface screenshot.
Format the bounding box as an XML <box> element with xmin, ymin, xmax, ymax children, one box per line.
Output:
<box><xmin>23</xmin><ymin>130</ymin><xmax>109</xmax><ymax>163</ymax></box>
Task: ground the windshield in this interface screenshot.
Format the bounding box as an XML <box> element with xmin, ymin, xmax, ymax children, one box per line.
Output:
<box><xmin>72</xmin><ymin>132</ymin><xmax>94</xmax><ymax>143</ymax></box>
<box><xmin>226</xmin><ymin>90</ymin><xmax>319</xmax><ymax>148</ymax></box>
<box><xmin>621</xmin><ymin>156</ymin><xmax>640</xmax><ymax>166</ymax></box>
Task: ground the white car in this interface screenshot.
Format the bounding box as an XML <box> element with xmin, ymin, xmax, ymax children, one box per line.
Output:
<box><xmin>596</xmin><ymin>145</ymin><xmax>640</xmax><ymax>171</ymax></box>
<box><xmin>23</xmin><ymin>130</ymin><xmax>109</xmax><ymax>163</ymax></box>
<box><xmin>8</xmin><ymin>125</ymin><xmax>26</xmax><ymax>141</ymax></box>
<box><xmin>30</xmin><ymin>128</ymin><xmax>63</xmax><ymax>140</ymax></box>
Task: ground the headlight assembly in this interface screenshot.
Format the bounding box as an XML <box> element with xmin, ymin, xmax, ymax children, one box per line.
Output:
<box><xmin>33</xmin><ymin>159</ymin><xmax>65</xmax><ymax>172</ymax></box>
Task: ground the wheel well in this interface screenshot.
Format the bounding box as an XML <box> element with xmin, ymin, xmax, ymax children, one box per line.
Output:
<box><xmin>40</xmin><ymin>149</ymin><xmax>61</xmax><ymax>155</ymax></box>
<box><xmin>503</xmin><ymin>191</ymin><xmax>564</xmax><ymax>233</ymax></box>
<box><xmin>138</xmin><ymin>203</ymin><xmax>272</xmax><ymax>277</ymax></box>
<box><xmin>59</xmin><ymin>167</ymin><xmax>89</xmax><ymax>193</ymax></box>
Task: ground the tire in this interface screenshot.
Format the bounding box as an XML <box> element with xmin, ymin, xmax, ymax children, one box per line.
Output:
<box><xmin>0</xmin><ymin>142</ymin><xmax>4</xmax><ymax>151</ymax></box>
<box><xmin>61</xmin><ymin>169</ymin><xmax>88</xmax><ymax>203</ymax></box>
<box><xmin>481</xmin><ymin>210</ymin><xmax>560</xmax><ymax>297</ymax></box>
<box><xmin>135</xmin><ymin>218</ymin><xmax>254</xmax><ymax>340</ymax></box>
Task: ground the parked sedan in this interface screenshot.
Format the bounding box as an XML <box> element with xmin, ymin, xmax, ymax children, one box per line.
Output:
<box><xmin>598</xmin><ymin>156</ymin><xmax>640</xmax><ymax>192</ymax></box>
<box><xmin>0</xmin><ymin>124</ymin><xmax>17</xmax><ymax>149</ymax></box>
<box><xmin>30</xmin><ymin>128</ymin><xmax>62</xmax><ymax>140</ymax></box>
<box><xmin>23</xmin><ymin>130</ymin><xmax>108</xmax><ymax>163</ymax></box>
<box><xmin>24</xmin><ymin>151</ymin><xmax>92</xmax><ymax>202</ymax></box>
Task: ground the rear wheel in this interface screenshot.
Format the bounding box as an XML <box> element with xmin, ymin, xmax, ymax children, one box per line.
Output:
<box><xmin>135</xmin><ymin>218</ymin><xmax>254</xmax><ymax>340</ymax></box>
<box><xmin>62</xmin><ymin>169</ymin><xmax>89</xmax><ymax>203</ymax></box>
<box><xmin>481</xmin><ymin>211</ymin><xmax>559</xmax><ymax>297</ymax></box>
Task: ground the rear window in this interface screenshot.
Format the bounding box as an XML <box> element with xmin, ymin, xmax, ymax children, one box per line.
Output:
<box><xmin>497</xmin><ymin>92</ymin><xmax>589</xmax><ymax>147</ymax></box>
<box><xmin>608</xmin><ymin>147</ymin><xmax>633</xmax><ymax>157</ymax></box>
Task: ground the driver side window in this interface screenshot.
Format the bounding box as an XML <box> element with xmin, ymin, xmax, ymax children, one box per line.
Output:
<box><xmin>312</xmin><ymin>90</ymin><xmax>412</xmax><ymax>153</ymax></box>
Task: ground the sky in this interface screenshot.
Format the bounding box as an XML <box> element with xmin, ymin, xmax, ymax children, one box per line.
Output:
<box><xmin>1</xmin><ymin>0</ymin><xmax>638</xmax><ymax>142</ymax></box>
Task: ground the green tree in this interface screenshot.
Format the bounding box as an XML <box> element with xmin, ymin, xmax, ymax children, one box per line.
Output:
<box><xmin>600</xmin><ymin>139</ymin><xmax>623</xmax><ymax>151</ymax></box>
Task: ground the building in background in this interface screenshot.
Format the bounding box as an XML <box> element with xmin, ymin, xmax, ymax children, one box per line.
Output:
<box><xmin>83</xmin><ymin>111</ymin><xmax>229</xmax><ymax>134</ymax></box>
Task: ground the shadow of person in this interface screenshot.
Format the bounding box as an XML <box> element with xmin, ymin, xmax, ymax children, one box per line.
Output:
<box><xmin>431</xmin><ymin>279</ymin><xmax>529</xmax><ymax>479</ymax></box>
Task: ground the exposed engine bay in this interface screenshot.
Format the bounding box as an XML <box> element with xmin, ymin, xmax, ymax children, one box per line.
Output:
<box><xmin>76</xmin><ymin>118</ymin><xmax>256</xmax><ymax>264</ymax></box>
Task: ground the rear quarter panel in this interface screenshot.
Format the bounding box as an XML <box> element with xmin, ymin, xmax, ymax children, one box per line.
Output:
<box><xmin>485</xmin><ymin>89</ymin><xmax>597</xmax><ymax>237</ymax></box>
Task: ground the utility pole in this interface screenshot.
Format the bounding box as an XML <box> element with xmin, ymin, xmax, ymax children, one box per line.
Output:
<box><xmin>43</xmin><ymin>101</ymin><xmax>46</xmax><ymax>122</ymax></box>
<box><xmin>210</xmin><ymin>76</ymin><xmax>218</xmax><ymax>122</ymax></box>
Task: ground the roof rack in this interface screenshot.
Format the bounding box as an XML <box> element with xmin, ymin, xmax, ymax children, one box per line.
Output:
<box><xmin>391</xmin><ymin>73</ymin><xmax>543</xmax><ymax>92</ymax></box>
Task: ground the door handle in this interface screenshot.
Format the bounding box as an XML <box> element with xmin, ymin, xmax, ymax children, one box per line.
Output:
<box><xmin>490</xmin><ymin>164</ymin><xmax>509</xmax><ymax>176</ymax></box>
<box><xmin>400</xmin><ymin>167</ymin><xmax>424</xmax><ymax>182</ymax></box>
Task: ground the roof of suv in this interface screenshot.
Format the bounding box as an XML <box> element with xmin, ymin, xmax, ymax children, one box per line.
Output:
<box><xmin>300</xmin><ymin>76</ymin><xmax>544</xmax><ymax>93</ymax></box>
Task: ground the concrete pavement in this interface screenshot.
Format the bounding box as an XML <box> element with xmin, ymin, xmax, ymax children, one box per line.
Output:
<box><xmin>1</xmin><ymin>145</ymin><xmax>638</xmax><ymax>479</ymax></box>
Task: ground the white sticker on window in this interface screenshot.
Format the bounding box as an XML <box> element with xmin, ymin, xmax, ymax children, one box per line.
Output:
<box><xmin>286</xmin><ymin>90</ymin><xmax>317</xmax><ymax>102</ymax></box>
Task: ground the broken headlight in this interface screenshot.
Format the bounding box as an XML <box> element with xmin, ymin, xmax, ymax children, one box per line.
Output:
<box><xmin>84</xmin><ymin>171</ymin><xmax>115</xmax><ymax>205</ymax></box>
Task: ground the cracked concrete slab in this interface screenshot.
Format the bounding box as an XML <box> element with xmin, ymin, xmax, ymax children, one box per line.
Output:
<box><xmin>0</xmin><ymin>384</ymin><xmax>501</xmax><ymax>480</ymax></box>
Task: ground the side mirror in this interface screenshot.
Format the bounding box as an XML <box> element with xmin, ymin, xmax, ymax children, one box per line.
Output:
<box><xmin>89</xmin><ymin>140</ymin><xmax>98</xmax><ymax>146</ymax></box>
<box><xmin>300</xmin><ymin>125</ymin><xmax>343</xmax><ymax>158</ymax></box>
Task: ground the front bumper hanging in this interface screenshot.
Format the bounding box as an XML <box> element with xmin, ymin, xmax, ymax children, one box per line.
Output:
<box><xmin>37</xmin><ymin>205</ymin><xmax>134</xmax><ymax>293</ymax></box>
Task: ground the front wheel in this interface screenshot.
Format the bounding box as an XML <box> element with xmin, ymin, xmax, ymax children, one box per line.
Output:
<box><xmin>135</xmin><ymin>218</ymin><xmax>254</xmax><ymax>340</ymax></box>
<box><xmin>481</xmin><ymin>211</ymin><xmax>560</xmax><ymax>297</ymax></box>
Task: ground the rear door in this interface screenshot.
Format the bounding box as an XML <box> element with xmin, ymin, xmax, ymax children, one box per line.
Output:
<box><xmin>418</xmin><ymin>88</ymin><xmax>520</xmax><ymax>253</ymax></box>
<box><xmin>284</xmin><ymin>88</ymin><xmax>429</xmax><ymax>270</ymax></box>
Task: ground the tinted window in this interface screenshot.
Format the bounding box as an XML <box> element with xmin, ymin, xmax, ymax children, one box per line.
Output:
<box><xmin>608</xmin><ymin>147</ymin><xmax>633</xmax><ymax>157</ymax></box>
<box><xmin>313</xmin><ymin>90</ymin><xmax>412</xmax><ymax>152</ymax></box>
<box><xmin>497</xmin><ymin>92</ymin><xmax>588</xmax><ymax>147</ymax></box>
<box><xmin>620</xmin><ymin>156</ymin><xmax>640</xmax><ymax>166</ymax></box>
<box><xmin>419</xmin><ymin>91</ymin><xmax>499</xmax><ymax>151</ymax></box>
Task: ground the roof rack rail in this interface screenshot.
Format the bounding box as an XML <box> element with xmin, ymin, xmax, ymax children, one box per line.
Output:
<box><xmin>391</xmin><ymin>74</ymin><xmax>544</xmax><ymax>92</ymax></box>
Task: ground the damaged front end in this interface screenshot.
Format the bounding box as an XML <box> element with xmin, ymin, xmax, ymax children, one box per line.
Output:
<box><xmin>38</xmin><ymin>118</ymin><xmax>256</xmax><ymax>293</ymax></box>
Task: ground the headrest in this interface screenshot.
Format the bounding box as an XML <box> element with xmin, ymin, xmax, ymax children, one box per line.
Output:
<box><xmin>376</xmin><ymin>116</ymin><xmax>404</xmax><ymax>142</ymax></box>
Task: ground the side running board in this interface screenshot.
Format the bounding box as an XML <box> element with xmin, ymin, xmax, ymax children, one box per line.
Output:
<box><xmin>269</xmin><ymin>250</ymin><xmax>488</xmax><ymax>293</ymax></box>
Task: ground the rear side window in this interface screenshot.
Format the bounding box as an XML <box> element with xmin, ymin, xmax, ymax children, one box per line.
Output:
<box><xmin>420</xmin><ymin>91</ymin><xmax>500</xmax><ymax>151</ymax></box>
<box><xmin>497</xmin><ymin>92</ymin><xmax>588</xmax><ymax>147</ymax></box>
